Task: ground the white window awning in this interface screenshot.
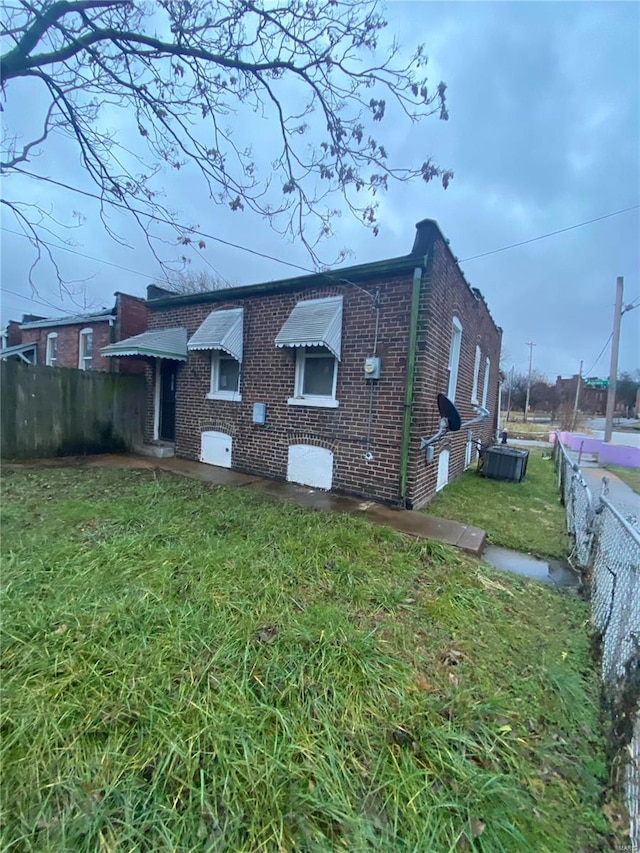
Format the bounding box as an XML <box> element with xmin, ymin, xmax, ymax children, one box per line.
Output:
<box><xmin>187</xmin><ymin>308</ymin><xmax>243</xmax><ymax>362</ymax></box>
<box><xmin>275</xmin><ymin>296</ymin><xmax>343</xmax><ymax>361</ymax></box>
<box><xmin>101</xmin><ymin>327</ymin><xmax>188</xmax><ymax>360</ymax></box>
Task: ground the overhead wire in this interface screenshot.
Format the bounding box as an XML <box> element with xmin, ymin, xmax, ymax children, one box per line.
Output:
<box><xmin>584</xmin><ymin>333</ymin><xmax>613</xmax><ymax>377</ymax></box>
<box><xmin>3</xmin><ymin>166</ymin><xmax>639</xmax><ymax>324</ymax></box>
<box><xmin>459</xmin><ymin>205</ymin><xmax>640</xmax><ymax>263</ymax></box>
<box><xmin>9</xmin><ymin>165</ymin><xmax>640</xmax><ymax>277</ymax></box>
<box><xmin>1</xmin><ymin>286</ymin><xmax>74</xmax><ymax>316</ymax></box>
<box><xmin>1</xmin><ymin>226</ymin><xmax>161</xmax><ymax>280</ymax></box>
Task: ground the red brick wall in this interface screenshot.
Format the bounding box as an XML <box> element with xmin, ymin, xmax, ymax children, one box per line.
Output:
<box><xmin>21</xmin><ymin>322</ymin><xmax>113</xmax><ymax>371</ymax></box>
<box><xmin>407</xmin><ymin>234</ymin><xmax>502</xmax><ymax>508</ymax></box>
<box><xmin>113</xmin><ymin>293</ymin><xmax>148</xmax><ymax>375</ymax></box>
<box><xmin>146</xmin><ymin>276</ymin><xmax>415</xmax><ymax>504</ymax></box>
<box><xmin>141</xmin><ymin>228</ymin><xmax>501</xmax><ymax>507</ymax></box>
<box><xmin>6</xmin><ymin>321</ymin><xmax>21</xmax><ymax>347</ymax></box>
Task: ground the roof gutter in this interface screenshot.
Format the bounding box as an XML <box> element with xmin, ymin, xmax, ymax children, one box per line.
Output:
<box><xmin>399</xmin><ymin>258</ymin><xmax>428</xmax><ymax>507</ymax></box>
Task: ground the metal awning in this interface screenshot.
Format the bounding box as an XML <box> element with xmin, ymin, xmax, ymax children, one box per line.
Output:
<box><xmin>1</xmin><ymin>342</ymin><xmax>37</xmax><ymax>364</ymax></box>
<box><xmin>101</xmin><ymin>327</ymin><xmax>188</xmax><ymax>360</ymax></box>
<box><xmin>187</xmin><ymin>308</ymin><xmax>243</xmax><ymax>362</ymax></box>
<box><xmin>275</xmin><ymin>296</ymin><xmax>343</xmax><ymax>360</ymax></box>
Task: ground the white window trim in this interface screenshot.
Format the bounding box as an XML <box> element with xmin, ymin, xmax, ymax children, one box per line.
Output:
<box><xmin>471</xmin><ymin>345</ymin><xmax>481</xmax><ymax>404</ymax></box>
<box><xmin>46</xmin><ymin>332</ymin><xmax>58</xmax><ymax>367</ymax></box>
<box><xmin>206</xmin><ymin>350</ymin><xmax>242</xmax><ymax>402</ymax></box>
<box><xmin>78</xmin><ymin>327</ymin><xmax>93</xmax><ymax>370</ymax></box>
<box><xmin>288</xmin><ymin>347</ymin><xmax>339</xmax><ymax>408</ymax></box>
<box><xmin>482</xmin><ymin>357</ymin><xmax>491</xmax><ymax>408</ymax></box>
<box><xmin>447</xmin><ymin>317</ymin><xmax>463</xmax><ymax>403</ymax></box>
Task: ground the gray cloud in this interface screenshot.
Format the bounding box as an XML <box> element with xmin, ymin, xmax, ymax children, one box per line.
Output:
<box><xmin>2</xmin><ymin>0</ymin><xmax>638</xmax><ymax>379</ymax></box>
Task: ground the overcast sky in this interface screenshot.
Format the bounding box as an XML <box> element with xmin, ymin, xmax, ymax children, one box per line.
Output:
<box><xmin>1</xmin><ymin>0</ymin><xmax>639</xmax><ymax>380</ymax></box>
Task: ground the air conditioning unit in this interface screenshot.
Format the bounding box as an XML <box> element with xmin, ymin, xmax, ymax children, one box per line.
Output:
<box><xmin>482</xmin><ymin>446</ymin><xmax>529</xmax><ymax>482</ymax></box>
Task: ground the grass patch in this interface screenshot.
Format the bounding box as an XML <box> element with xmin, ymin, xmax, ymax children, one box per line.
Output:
<box><xmin>500</xmin><ymin>418</ymin><xmax>551</xmax><ymax>440</ymax></box>
<box><xmin>426</xmin><ymin>451</ymin><xmax>568</xmax><ymax>560</ymax></box>
<box><xmin>0</xmin><ymin>466</ymin><xmax>620</xmax><ymax>851</ymax></box>
<box><xmin>602</xmin><ymin>464</ymin><xmax>640</xmax><ymax>495</ymax></box>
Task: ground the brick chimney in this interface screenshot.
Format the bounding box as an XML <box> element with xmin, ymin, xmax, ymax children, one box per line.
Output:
<box><xmin>410</xmin><ymin>219</ymin><xmax>438</xmax><ymax>256</ymax></box>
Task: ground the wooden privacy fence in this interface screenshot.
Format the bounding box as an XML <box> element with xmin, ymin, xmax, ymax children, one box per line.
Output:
<box><xmin>1</xmin><ymin>360</ymin><xmax>145</xmax><ymax>459</ymax></box>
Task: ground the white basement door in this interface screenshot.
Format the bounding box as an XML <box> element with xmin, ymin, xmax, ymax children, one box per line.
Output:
<box><xmin>287</xmin><ymin>444</ymin><xmax>333</xmax><ymax>490</ymax></box>
<box><xmin>201</xmin><ymin>431</ymin><xmax>232</xmax><ymax>468</ymax></box>
<box><xmin>436</xmin><ymin>448</ymin><xmax>450</xmax><ymax>491</ymax></box>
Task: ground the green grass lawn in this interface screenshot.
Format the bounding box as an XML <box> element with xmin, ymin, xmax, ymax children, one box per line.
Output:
<box><xmin>426</xmin><ymin>451</ymin><xmax>569</xmax><ymax>560</ymax></box>
<box><xmin>499</xmin><ymin>418</ymin><xmax>551</xmax><ymax>440</ymax></box>
<box><xmin>0</xmin><ymin>466</ymin><xmax>621</xmax><ymax>851</ymax></box>
<box><xmin>602</xmin><ymin>464</ymin><xmax>640</xmax><ymax>495</ymax></box>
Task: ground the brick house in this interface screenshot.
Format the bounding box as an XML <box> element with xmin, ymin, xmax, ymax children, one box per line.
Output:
<box><xmin>2</xmin><ymin>292</ymin><xmax>148</xmax><ymax>373</ymax></box>
<box><xmin>103</xmin><ymin>219</ymin><xmax>502</xmax><ymax>507</ymax></box>
<box><xmin>555</xmin><ymin>375</ymin><xmax>609</xmax><ymax>416</ymax></box>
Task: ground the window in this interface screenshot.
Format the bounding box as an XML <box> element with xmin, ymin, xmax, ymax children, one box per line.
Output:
<box><xmin>471</xmin><ymin>345</ymin><xmax>481</xmax><ymax>404</ymax></box>
<box><xmin>46</xmin><ymin>333</ymin><xmax>57</xmax><ymax>367</ymax></box>
<box><xmin>482</xmin><ymin>357</ymin><xmax>491</xmax><ymax>408</ymax></box>
<box><xmin>79</xmin><ymin>328</ymin><xmax>93</xmax><ymax>370</ymax></box>
<box><xmin>207</xmin><ymin>351</ymin><xmax>241</xmax><ymax>401</ymax></box>
<box><xmin>446</xmin><ymin>317</ymin><xmax>462</xmax><ymax>403</ymax></box>
<box><xmin>289</xmin><ymin>346</ymin><xmax>339</xmax><ymax>408</ymax></box>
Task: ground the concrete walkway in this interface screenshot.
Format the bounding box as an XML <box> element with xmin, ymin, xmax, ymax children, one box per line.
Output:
<box><xmin>560</xmin><ymin>446</ymin><xmax>639</xmax><ymax>522</ymax></box>
<box><xmin>15</xmin><ymin>454</ymin><xmax>487</xmax><ymax>556</ymax></box>
<box><xmin>578</xmin><ymin>463</ymin><xmax>638</xmax><ymax>523</ymax></box>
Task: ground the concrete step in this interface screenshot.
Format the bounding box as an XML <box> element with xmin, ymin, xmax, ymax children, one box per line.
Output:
<box><xmin>134</xmin><ymin>442</ymin><xmax>175</xmax><ymax>458</ymax></box>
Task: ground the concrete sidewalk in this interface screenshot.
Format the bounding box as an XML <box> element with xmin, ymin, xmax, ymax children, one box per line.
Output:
<box><xmin>14</xmin><ymin>453</ymin><xmax>487</xmax><ymax>556</ymax></box>
<box><xmin>578</xmin><ymin>464</ymin><xmax>639</xmax><ymax>523</ymax></box>
<box><xmin>561</xmin><ymin>448</ymin><xmax>639</xmax><ymax>522</ymax></box>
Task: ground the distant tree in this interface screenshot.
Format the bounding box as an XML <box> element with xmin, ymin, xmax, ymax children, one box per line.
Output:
<box><xmin>503</xmin><ymin>369</ymin><xmax>550</xmax><ymax>418</ymax></box>
<box><xmin>616</xmin><ymin>370</ymin><xmax>640</xmax><ymax>414</ymax></box>
<box><xmin>1</xmin><ymin>0</ymin><xmax>452</xmax><ymax>289</ymax></box>
<box><xmin>161</xmin><ymin>269</ymin><xmax>234</xmax><ymax>295</ymax></box>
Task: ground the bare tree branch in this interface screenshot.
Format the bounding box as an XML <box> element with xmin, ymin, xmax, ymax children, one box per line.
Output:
<box><xmin>1</xmin><ymin>0</ymin><xmax>453</xmax><ymax>279</ymax></box>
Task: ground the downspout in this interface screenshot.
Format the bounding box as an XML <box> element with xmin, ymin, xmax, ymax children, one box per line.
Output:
<box><xmin>399</xmin><ymin>262</ymin><xmax>426</xmax><ymax>506</ymax></box>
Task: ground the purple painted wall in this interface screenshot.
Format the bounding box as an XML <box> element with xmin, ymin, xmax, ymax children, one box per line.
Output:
<box><xmin>550</xmin><ymin>431</ymin><xmax>640</xmax><ymax>469</ymax></box>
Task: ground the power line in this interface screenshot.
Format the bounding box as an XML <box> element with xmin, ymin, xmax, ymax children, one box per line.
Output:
<box><xmin>0</xmin><ymin>286</ymin><xmax>74</xmax><ymax>316</ymax></box>
<box><xmin>13</xmin><ymin>166</ymin><xmax>639</xmax><ymax>279</ymax></box>
<box><xmin>459</xmin><ymin>205</ymin><xmax>640</xmax><ymax>263</ymax></box>
<box><xmin>584</xmin><ymin>332</ymin><xmax>613</xmax><ymax>377</ymax></box>
<box><xmin>1</xmin><ymin>226</ymin><xmax>155</xmax><ymax>280</ymax></box>
<box><xmin>10</xmin><ymin>167</ymin><xmax>314</xmax><ymax>275</ymax></box>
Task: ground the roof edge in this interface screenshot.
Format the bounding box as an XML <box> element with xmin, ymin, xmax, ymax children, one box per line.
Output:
<box><xmin>20</xmin><ymin>311</ymin><xmax>115</xmax><ymax>330</ymax></box>
<box><xmin>147</xmin><ymin>255</ymin><xmax>419</xmax><ymax>309</ymax></box>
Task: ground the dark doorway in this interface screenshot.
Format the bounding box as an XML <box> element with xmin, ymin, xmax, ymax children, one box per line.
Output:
<box><xmin>159</xmin><ymin>360</ymin><xmax>177</xmax><ymax>441</ymax></box>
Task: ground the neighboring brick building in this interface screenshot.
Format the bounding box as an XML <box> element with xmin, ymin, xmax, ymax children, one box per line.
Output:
<box><xmin>555</xmin><ymin>375</ymin><xmax>608</xmax><ymax>416</ymax></box>
<box><xmin>4</xmin><ymin>292</ymin><xmax>148</xmax><ymax>373</ymax></box>
<box><xmin>103</xmin><ymin>219</ymin><xmax>502</xmax><ymax>507</ymax></box>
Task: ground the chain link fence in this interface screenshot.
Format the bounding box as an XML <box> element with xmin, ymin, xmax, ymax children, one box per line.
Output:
<box><xmin>554</xmin><ymin>437</ymin><xmax>639</xmax><ymax>850</ymax></box>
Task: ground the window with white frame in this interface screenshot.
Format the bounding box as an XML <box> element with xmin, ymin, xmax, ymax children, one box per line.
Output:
<box><xmin>471</xmin><ymin>345</ymin><xmax>481</xmax><ymax>404</ymax></box>
<box><xmin>290</xmin><ymin>346</ymin><xmax>338</xmax><ymax>407</ymax></box>
<box><xmin>46</xmin><ymin>332</ymin><xmax>58</xmax><ymax>367</ymax></box>
<box><xmin>446</xmin><ymin>317</ymin><xmax>462</xmax><ymax>403</ymax></box>
<box><xmin>78</xmin><ymin>328</ymin><xmax>93</xmax><ymax>370</ymax></box>
<box><xmin>482</xmin><ymin>357</ymin><xmax>491</xmax><ymax>408</ymax></box>
<box><xmin>208</xmin><ymin>351</ymin><xmax>241</xmax><ymax>401</ymax></box>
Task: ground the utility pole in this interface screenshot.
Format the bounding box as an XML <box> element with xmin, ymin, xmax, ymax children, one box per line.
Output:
<box><xmin>604</xmin><ymin>277</ymin><xmax>624</xmax><ymax>443</ymax></box>
<box><xmin>571</xmin><ymin>359</ymin><xmax>583</xmax><ymax>432</ymax></box>
<box><xmin>523</xmin><ymin>341</ymin><xmax>536</xmax><ymax>423</ymax></box>
<box><xmin>506</xmin><ymin>365</ymin><xmax>514</xmax><ymax>423</ymax></box>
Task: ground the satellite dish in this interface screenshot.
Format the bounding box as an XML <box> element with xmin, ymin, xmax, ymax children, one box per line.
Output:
<box><xmin>437</xmin><ymin>393</ymin><xmax>461</xmax><ymax>432</ymax></box>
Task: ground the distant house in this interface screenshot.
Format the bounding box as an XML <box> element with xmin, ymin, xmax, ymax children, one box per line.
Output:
<box><xmin>556</xmin><ymin>375</ymin><xmax>608</xmax><ymax>416</ymax></box>
<box><xmin>103</xmin><ymin>219</ymin><xmax>502</xmax><ymax>507</ymax></box>
<box><xmin>2</xmin><ymin>292</ymin><xmax>148</xmax><ymax>374</ymax></box>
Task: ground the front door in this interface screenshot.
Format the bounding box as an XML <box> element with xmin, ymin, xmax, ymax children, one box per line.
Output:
<box><xmin>160</xmin><ymin>361</ymin><xmax>177</xmax><ymax>441</ymax></box>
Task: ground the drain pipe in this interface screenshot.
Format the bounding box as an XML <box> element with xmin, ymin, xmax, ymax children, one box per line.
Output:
<box><xmin>399</xmin><ymin>262</ymin><xmax>426</xmax><ymax>505</ymax></box>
